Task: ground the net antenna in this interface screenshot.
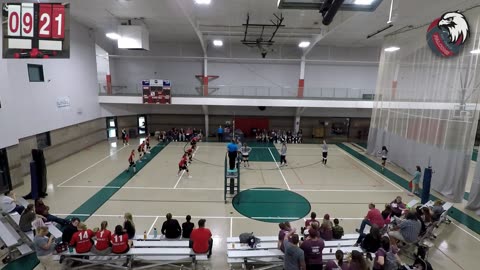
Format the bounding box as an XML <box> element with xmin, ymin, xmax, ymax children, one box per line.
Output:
<box><xmin>241</xmin><ymin>13</ymin><xmax>285</xmax><ymax>58</ymax></box>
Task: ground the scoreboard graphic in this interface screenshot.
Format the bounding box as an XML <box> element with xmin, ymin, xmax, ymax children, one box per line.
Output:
<box><xmin>142</xmin><ymin>80</ymin><xmax>171</xmax><ymax>104</ymax></box>
<box><xmin>2</xmin><ymin>3</ymin><xmax>70</xmax><ymax>58</ymax></box>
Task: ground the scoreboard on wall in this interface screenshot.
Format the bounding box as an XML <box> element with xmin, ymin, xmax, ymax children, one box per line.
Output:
<box><xmin>142</xmin><ymin>80</ymin><xmax>171</xmax><ymax>104</ymax></box>
<box><xmin>2</xmin><ymin>3</ymin><xmax>70</xmax><ymax>58</ymax></box>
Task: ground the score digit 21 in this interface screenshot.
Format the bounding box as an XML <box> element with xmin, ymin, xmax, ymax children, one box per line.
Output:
<box><xmin>5</xmin><ymin>3</ymin><xmax>68</xmax><ymax>58</ymax></box>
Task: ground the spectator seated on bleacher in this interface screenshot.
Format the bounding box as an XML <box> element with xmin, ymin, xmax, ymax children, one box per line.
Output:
<box><xmin>431</xmin><ymin>200</ymin><xmax>445</xmax><ymax>221</ymax></box>
<box><xmin>305</xmin><ymin>212</ymin><xmax>318</xmax><ymax>228</ymax></box>
<box><xmin>19</xmin><ymin>203</ymin><xmax>45</xmax><ymax>233</ymax></box>
<box><xmin>348</xmin><ymin>250</ymin><xmax>369</xmax><ymax>270</ymax></box>
<box><xmin>91</xmin><ymin>221</ymin><xmax>112</xmax><ymax>255</ymax></box>
<box><xmin>300</xmin><ymin>229</ymin><xmax>324</xmax><ymax>269</ymax></box>
<box><xmin>332</xmin><ymin>218</ymin><xmax>344</xmax><ymax>240</ymax></box>
<box><xmin>34</xmin><ymin>226</ymin><xmax>60</xmax><ymax>270</ymax></box>
<box><xmin>381</xmin><ymin>204</ymin><xmax>392</xmax><ymax>224</ymax></box>
<box><xmin>111</xmin><ymin>225</ymin><xmax>132</xmax><ymax>254</ymax></box>
<box><xmin>354</xmin><ymin>224</ymin><xmax>381</xmax><ymax>253</ymax></box>
<box><xmin>35</xmin><ymin>199</ymin><xmax>69</xmax><ymax>226</ymax></box>
<box><xmin>388</xmin><ymin>211</ymin><xmax>421</xmax><ymax>244</ymax></box>
<box><xmin>189</xmin><ymin>219</ymin><xmax>213</xmax><ymax>258</ymax></box>
<box><xmin>62</xmin><ymin>217</ymin><xmax>80</xmax><ymax>244</ymax></box>
<box><xmin>161</xmin><ymin>213</ymin><xmax>182</xmax><ymax>239</ymax></box>
<box><xmin>1</xmin><ymin>191</ymin><xmax>25</xmax><ymax>215</ymax></box>
<box><xmin>325</xmin><ymin>250</ymin><xmax>346</xmax><ymax>270</ymax></box>
<box><xmin>390</xmin><ymin>196</ymin><xmax>406</xmax><ymax>217</ymax></box>
<box><xmin>319</xmin><ymin>214</ymin><xmax>333</xmax><ymax>241</ymax></box>
<box><xmin>372</xmin><ymin>236</ymin><xmax>402</xmax><ymax>270</ymax></box>
<box><xmin>355</xmin><ymin>203</ymin><xmax>385</xmax><ymax>235</ymax></box>
<box><xmin>182</xmin><ymin>215</ymin><xmax>195</xmax><ymax>238</ymax></box>
<box><xmin>70</xmin><ymin>222</ymin><xmax>95</xmax><ymax>254</ymax></box>
<box><xmin>278</xmin><ymin>222</ymin><xmax>291</xmax><ymax>251</ymax></box>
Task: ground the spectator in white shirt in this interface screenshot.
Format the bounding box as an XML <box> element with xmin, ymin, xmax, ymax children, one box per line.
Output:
<box><xmin>1</xmin><ymin>191</ymin><xmax>25</xmax><ymax>215</ymax></box>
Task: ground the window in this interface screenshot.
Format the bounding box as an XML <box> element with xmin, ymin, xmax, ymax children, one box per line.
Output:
<box><xmin>27</xmin><ymin>64</ymin><xmax>45</xmax><ymax>82</ymax></box>
<box><xmin>36</xmin><ymin>132</ymin><xmax>51</xmax><ymax>149</ymax></box>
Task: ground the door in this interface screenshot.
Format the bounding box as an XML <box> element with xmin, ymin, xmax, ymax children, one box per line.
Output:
<box><xmin>138</xmin><ymin>115</ymin><xmax>147</xmax><ymax>135</ymax></box>
<box><xmin>0</xmin><ymin>148</ymin><xmax>12</xmax><ymax>194</ymax></box>
<box><xmin>106</xmin><ymin>117</ymin><xmax>117</xmax><ymax>138</ymax></box>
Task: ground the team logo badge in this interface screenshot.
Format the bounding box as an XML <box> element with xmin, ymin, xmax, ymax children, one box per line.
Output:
<box><xmin>426</xmin><ymin>11</ymin><xmax>469</xmax><ymax>57</ymax></box>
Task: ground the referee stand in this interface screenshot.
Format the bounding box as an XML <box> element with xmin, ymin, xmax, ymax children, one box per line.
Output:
<box><xmin>224</xmin><ymin>153</ymin><xmax>241</xmax><ymax>203</ymax></box>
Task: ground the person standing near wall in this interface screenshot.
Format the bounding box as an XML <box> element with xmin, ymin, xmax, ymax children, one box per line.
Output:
<box><xmin>322</xmin><ymin>140</ymin><xmax>328</xmax><ymax>165</ymax></box>
<box><xmin>280</xmin><ymin>142</ymin><xmax>288</xmax><ymax>167</ymax></box>
<box><xmin>410</xmin><ymin>166</ymin><xmax>422</xmax><ymax>196</ymax></box>
<box><xmin>227</xmin><ymin>140</ymin><xmax>238</xmax><ymax>170</ymax></box>
<box><xmin>380</xmin><ymin>146</ymin><xmax>388</xmax><ymax>171</ymax></box>
<box><xmin>121</xmin><ymin>129</ymin><xmax>127</xmax><ymax>146</ymax></box>
<box><xmin>218</xmin><ymin>125</ymin><xmax>224</xmax><ymax>142</ymax></box>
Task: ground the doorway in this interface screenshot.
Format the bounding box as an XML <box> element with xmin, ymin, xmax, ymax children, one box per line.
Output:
<box><xmin>0</xmin><ymin>148</ymin><xmax>11</xmax><ymax>194</ymax></box>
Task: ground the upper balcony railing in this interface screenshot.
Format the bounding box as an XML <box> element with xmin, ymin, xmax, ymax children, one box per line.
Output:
<box><xmin>98</xmin><ymin>83</ymin><xmax>376</xmax><ymax>100</ymax></box>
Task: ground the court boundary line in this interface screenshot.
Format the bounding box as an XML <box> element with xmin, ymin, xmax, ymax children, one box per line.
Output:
<box><xmin>57</xmin><ymin>145</ymin><xmax>128</xmax><ymax>187</ymax></box>
<box><xmin>58</xmin><ymin>185</ymin><xmax>400</xmax><ymax>192</ymax></box>
<box><xmin>268</xmin><ymin>148</ymin><xmax>291</xmax><ymax>190</ymax></box>
<box><xmin>336</xmin><ymin>147</ymin><xmax>403</xmax><ymax>191</ymax></box>
<box><xmin>147</xmin><ymin>216</ymin><xmax>159</xmax><ymax>235</ymax></box>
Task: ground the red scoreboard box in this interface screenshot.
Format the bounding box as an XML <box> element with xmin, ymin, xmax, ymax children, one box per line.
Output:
<box><xmin>2</xmin><ymin>2</ymin><xmax>70</xmax><ymax>58</ymax></box>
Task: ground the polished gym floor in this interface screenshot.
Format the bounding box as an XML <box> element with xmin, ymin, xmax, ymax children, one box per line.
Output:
<box><xmin>10</xmin><ymin>138</ymin><xmax>480</xmax><ymax>270</ymax></box>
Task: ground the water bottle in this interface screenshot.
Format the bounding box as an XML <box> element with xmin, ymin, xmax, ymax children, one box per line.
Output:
<box><xmin>337</xmin><ymin>242</ymin><xmax>341</xmax><ymax>250</ymax></box>
<box><xmin>144</xmin><ymin>230</ymin><xmax>147</xmax><ymax>240</ymax></box>
<box><xmin>153</xmin><ymin>228</ymin><xmax>158</xmax><ymax>238</ymax></box>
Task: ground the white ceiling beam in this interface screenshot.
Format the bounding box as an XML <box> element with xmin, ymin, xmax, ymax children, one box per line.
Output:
<box><xmin>303</xmin><ymin>13</ymin><xmax>357</xmax><ymax>57</ymax></box>
<box><xmin>175</xmin><ymin>1</ymin><xmax>207</xmax><ymax>56</ymax></box>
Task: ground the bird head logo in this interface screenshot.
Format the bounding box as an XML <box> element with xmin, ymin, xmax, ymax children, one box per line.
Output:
<box><xmin>437</xmin><ymin>12</ymin><xmax>469</xmax><ymax>45</ymax></box>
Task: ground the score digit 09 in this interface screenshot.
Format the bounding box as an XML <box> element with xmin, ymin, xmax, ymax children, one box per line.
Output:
<box><xmin>7</xmin><ymin>3</ymin><xmax>65</xmax><ymax>39</ymax></box>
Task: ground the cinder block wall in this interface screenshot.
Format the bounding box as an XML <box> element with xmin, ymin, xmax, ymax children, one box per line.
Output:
<box><xmin>7</xmin><ymin>118</ymin><xmax>106</xmax><ymax>187</ymax></box>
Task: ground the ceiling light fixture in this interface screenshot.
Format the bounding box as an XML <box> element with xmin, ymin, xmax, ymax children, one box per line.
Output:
<box><xmin>471</xmin><ymin>49</ymin><xmax>480</xmax><ymax>54</ymax></box>
<box><xmin>384</xmin><ymin>46</ymin><xmax>400</xmax><ymax>52</ymax></box>
<box><xmin>213</xmin><ymin>40</ymin><xmax>223</xmax><ymax>47</ymax></box>
<box><xmin>354</xmin><ymin>0</ymin><xmax>375</xmax><ymax>5</ymax></box>
<box><xmin>194</xmin><ymin>0</ymin><xmax>211</xmax><ymax>5</ymax></box>
<box><xmin>106</xmin><ymin>32</ymin><xmax>121</xmax><ymax>40</ymax></box>
<box><xmin>298</xmin><ymin>41</ymin><xmax>310</xmax><ymax>48</ymax></box>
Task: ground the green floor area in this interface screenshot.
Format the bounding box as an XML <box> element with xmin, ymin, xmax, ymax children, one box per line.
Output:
<box><xmin>246</xmin><ymin>142</ymin><xmax>280</xmax><ymax>162</ymax></box>
<box><xmin>6</xmin><ymin>143</ymin><xmax>168</xmax><ymax>270</ymax></box>
<box><xmin>67</xmin><ymin>142</ymin><xmax>168</xmax><ymax>221</ymax></box>
<box><xmin>338</xmin><ymin>143</ymin><xmax>480</xmax><ymax>235</ymax></box>
<box><xmin>232</xmin><ymin>187</ymin><xmax>311</xmax><ymax>223</ymax></box>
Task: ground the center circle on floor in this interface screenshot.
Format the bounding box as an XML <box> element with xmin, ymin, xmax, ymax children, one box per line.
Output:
<box><xmin>232</xmin><ymin>187</ymin><xmax>311</xmax><ymax>223</ymax></box>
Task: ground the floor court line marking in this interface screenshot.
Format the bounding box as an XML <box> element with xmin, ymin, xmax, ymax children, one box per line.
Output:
<box><xmin>147</xmin><ymin>216</ymin><xmax>159</xmax><ymax>235</ymax></box>
<box><xmin>452</xmin><ymin>222</ymin><xmax>480</xmax><ymax>242</ymax></box>
<box><xmin>268</xmin><ymin>148</ymin><xmax>291</xmax><ymax>190</ymax></box>
<box><xmin>57</xmin><ymin>145</ymin><xmax>128</xmax><ymax>187</ymax></box>
<box><xmin>58</xmin><ymin>185</ymin><xmax>398</xmax><ymax>192</ymax></box>
<box><xmin>52</xmin><ymin>213</ymin><xmax>365</xmax><ymax>220</ymax></box>
<box><xmin>337</xmin><ymin>147</ymin><xmax>403</xmax><ymax>192</ymax></box>
<box><xmin>230</xmin><ymin>217</ymin><xmax>233</xmax><ymax>237</ymax></box>
<box><xmin>173</xmin><ymin>146</ymin><xmax>199</xmax><ymax>189</ymax></box>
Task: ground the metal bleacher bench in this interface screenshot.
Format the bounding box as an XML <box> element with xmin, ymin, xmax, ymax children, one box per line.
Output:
<box><xmin>226</xmin><ymin>233</ymin><xmax>360</xmax><ymax>269</ymax></box>
<box><xmin>56</xmin><ymin>234</ymin><xmax>208</xmax><ymax>270</ymax></box>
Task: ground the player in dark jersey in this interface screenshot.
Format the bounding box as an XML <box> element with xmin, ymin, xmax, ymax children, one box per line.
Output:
<box><xmin>177</xmin><ymin>153</ymin><xmax>192</xmax><ymax>178</ymax></box>
<box><xmin>121</xmin><ymin>129</ymin><xmax>127</xmax><ymax>146</ymax></box>
<box><xmin>145</xmin><ymin>136</ymin><xmax>151</xmax><ymax>153</ymax></box>
<box><xmin>127</xmin><ymin>150</ymin><xmax>136</xmax><ymax>172</ymax></box>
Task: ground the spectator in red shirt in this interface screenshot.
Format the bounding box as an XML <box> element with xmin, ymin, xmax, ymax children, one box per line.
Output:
<box><xmin>111</xmin><ymin>225</ymin><xmax>131</xmax><ymax>254</ymax></box>
<box><xmin>92</xmin><ymin>221</ymin><xmax>111</xmax><ymax>255</ymax></box>
<box><xmin>356</xmin><ymin>203</ymin><xmax>385</xmax><ymax>235</ymax></box>
<box><xmin>304</xmin><ymin>212</ymin><xmax>318</xmax><ymax>228</ymax></box>
<box><xmin>189</xmin><ymin>219</ymin><xmax>212</xmax><ymax>258</ymax></box>
<box><xmin>69</xmin><ymin>223</ymin><xmax>95</xmax><ymax>254</ymax></box>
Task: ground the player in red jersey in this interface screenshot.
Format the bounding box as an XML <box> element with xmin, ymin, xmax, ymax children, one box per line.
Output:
<box><xmin>177</xmin><ymin>153</ymin><xmax>192</xmax><ymax>178</ymax></box>
<box><xmin>137</xmin><ymin>141</ymin><xmax>145</xmax><ymax>161</ymax></box>
<box><xmin>186</xmin><ymin>148</ymin><xmax>194</xmax><ymax>163</ymax></box>
<box><xmin>92</xmin><ymin>221</ymin><xmax>112</xmax><ymax>254</ymax></box>
<box><xmin>69</xmin><ymin>223</ymin><xmax>95</xmax><ymax>254</ymax></box>
<box><xmin>127</xmin><ymin>150</ymin><xmax>136</xmax><ymax>172</ymax></box>
<box><xmin>125</xmin><ymin>134</ymin><xmax>130</xmax><ymax>145</ymax></box>
<box><xmin>190</xmin><ymin>135</ymin><xmax>199</xmax><ymax>150</ymax></box>
<box><xmin>111</xmin><ymin>225</ymin><xmax>131</xmax><ymax>254</ymax></box>
<box><xmin>145</xmin><ymin>136</ymin><xmax>151</xmax><ymax>153</ymax></box>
